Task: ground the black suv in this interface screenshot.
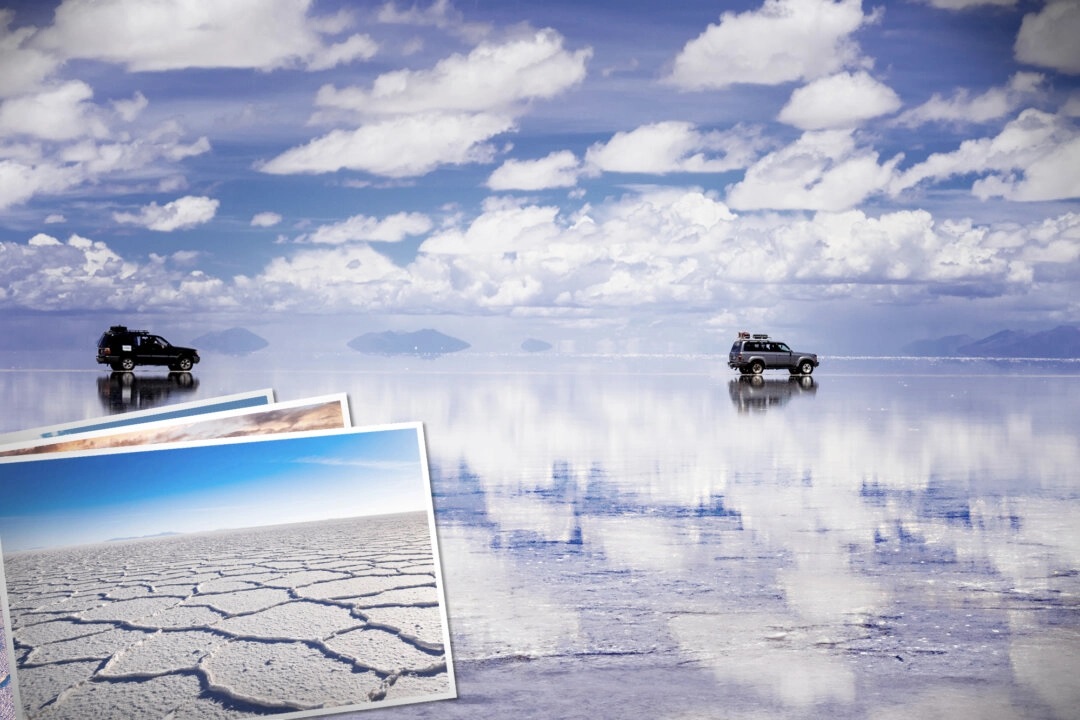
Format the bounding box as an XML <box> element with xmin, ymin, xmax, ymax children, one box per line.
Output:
<box><xmin>96</xmin><ymin>326</ymin><xmax>200</xmax><ymax>372</ymax></box>
<box><xmin>728</xmin><ymin>332</ymin><xmax>819</xmax><ymax>375</ymax></box>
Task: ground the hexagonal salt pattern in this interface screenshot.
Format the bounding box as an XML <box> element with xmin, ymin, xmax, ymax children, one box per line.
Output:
<box><xmin>2</xmin><ymin>512</ymin><xmax>452</xmax><ymax>719</ymax></box>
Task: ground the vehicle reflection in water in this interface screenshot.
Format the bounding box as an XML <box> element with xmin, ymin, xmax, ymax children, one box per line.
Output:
<box><xmin>96</xmin><ymin>371</ymin><xmax>198</xmax><ymax>414</ymax></box>
<box><xmin>728</xmin><ymin>374</ymin><xmax>817</xmax><ymax>413</ymax></box>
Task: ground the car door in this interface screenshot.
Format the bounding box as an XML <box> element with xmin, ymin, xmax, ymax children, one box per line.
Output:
<box><xmin>139</xmin><ymin>335</ymin><xmax>170</xmax><ymax>365</ymax></box>
<box><xmin>772</xmin><ymin>342</ymin><xmax>794</xmax><ymax>369</ymax></box>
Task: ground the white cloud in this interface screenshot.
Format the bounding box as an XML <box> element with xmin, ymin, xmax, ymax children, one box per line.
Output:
<box><xmin>488</xmin><ymin>151</ymin><xmax>581</xmax><ymax>190</ymax></box>
<box><xmin>893</xmin><ymin>109</ymin><xmax>1080</xmax><ymax>201</ymax></box>
<box><xmin>0</xmin><ymin>81</ymin><xmax>109</xmax><ymax>140</ymax></box>
<box><xmin>585</xmin><ymin>122</ymin><xmax>768</xmax><ymax>174</ymax></box>
<box><xmin>376</xmin><ymin>0</ymin><xmax>491</xmax><ymax>42</ymax></box>
<box><xmin>260</xmin><ymin>112</ymin><xmax>514</xmax><ymax>177</ymax></box>
<box><xmin>668</xmin><ymin>0</ymin><xmax>874</xmax><ymax>90</ymax></box>
<box><xmin>113</xmin><ymin>195</ymin><xmax>220</xmax><ymax>231</ymax></box>
<box><xmin>112</xmin><ymin>91</ymin><xmax>149</xmax><ymax>122</ymax></box>
<box><xmin>778</xmin><ymin>72</ymin><xmax>901</xmax><ymax>130</ymax></box>
<box><xmin>0</xmin><ymin>116</ymin><xmax>210</xmax><ymax>210</ymax></box>
<box><xmin>315</xmin><ymin>29</ymin><xmax>590</xmax><ymax>116</ymax></box>
<box><xmin>34</xmin><ymin>0</ymin><xmax>373</xmax><ymax>72</ymax></box>
<box><xmin>306</xmin><ymin>33</ymin><xmax>379</xmax><ymax>71</ymax></box>
<box><xmin>895</xmin><ymin>72</ymin><xmax>1046</xmax><ymax>127</ymax></box>
<box><xmin>251</xmin><ymin>212</ymin><xmax>283</xmax><ymax>228</ymax></box>
<box><xmin>0</xmin><ymin>12</ymin><xmax>59</xmax><ymax>98</ymax></box>
<box><xmin>44</xmin><ymin>213</ymin><xmax>65</xmax><ymax>224</ymax></box>
<box><xmin>1015</xmin><ymin>0</ymin><xmax>1080</xmax><ymax>74</ymax></box>
<box><xmin>301</xmin><ymin>211</ymin><xmax>433</xmax><ymax>244</ymax></box>
<box><xmin>727</xmin><ymin>130</ymin><xmax>903</xmax><ymax>211</ymax></box>
<box><xmin>5</xmin><ymin>193</ymin><xmax>1079</xmax><ymax>316</ymax></box>
<box><xmin>917</xmin><ymin>0</ymin><xmax>1016</xmax><ymax>8</ymax></box>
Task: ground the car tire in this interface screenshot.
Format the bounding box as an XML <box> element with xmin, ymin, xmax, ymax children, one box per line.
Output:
<box><xmin>176</xmin><ymin>357</ymin><xmax>193</xmax><ymax>371</ymax></box>
<box><xmin>797</xmin><ymin>360</ymin><xmax>814</xmax><ymax>375</ymax></box>
<box><xmin>750</xmin><ymin>360</ymin><xmax>764</xmax><ymax>375</ymax></box>
<box><xmin>119</xmin><ymin>357</ymin><xmax>136</xmax><ymax>371</ymax></box>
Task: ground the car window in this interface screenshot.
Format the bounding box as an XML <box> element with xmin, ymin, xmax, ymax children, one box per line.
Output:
<box><xmin>777</xmin><ymin>343</ymin><xmax>791</xmax><ymax>352</ymax></box>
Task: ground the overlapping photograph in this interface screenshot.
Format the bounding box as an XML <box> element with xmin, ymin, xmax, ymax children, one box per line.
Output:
<box><xmin>0</xmin><ymin>423</ymin><xmax>454</xmax><ymax>720</ymax></box>
<box><xmin>0</xmin><ymin>389</ymin><xmax>276</xmax><ymax>446</ymax></box>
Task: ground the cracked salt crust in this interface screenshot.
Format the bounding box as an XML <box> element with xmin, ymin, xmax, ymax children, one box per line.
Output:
<box><xmin>3</xmin><ymin>512</ymin><xmax>451</xmax><ymax>719</ymax></box>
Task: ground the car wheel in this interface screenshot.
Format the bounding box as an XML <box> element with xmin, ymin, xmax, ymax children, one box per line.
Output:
<box><xmin>176</xmin><ymin>357</ymin><xmax>193</xmax><ymax>371</ymax></box>
<box><xmin>798</xmin><ymin>360</ymin><xmax>814</xmax><ymax>375</ymax></box>
<box><xmin>750</xmin><ymin>360</ymin><xmax>764</xmax><ymax>375</ymax></box>
<box><xmin>119</xmin><ymin>357</ymin><xmax>136</xmax><ymax>371</ymax></box>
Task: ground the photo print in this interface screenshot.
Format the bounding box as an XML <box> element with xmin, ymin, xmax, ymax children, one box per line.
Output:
<box><xmin>0</xmin><ymin>423</ymin><xmax>454</xmax><ymax>720</ymax></box>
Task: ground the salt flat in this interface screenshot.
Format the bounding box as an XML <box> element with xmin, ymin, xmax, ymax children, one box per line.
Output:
<box><xmin>3</xmin><ymin>512</ymin><xmax>450</xmax><ymax>720</ymax></box>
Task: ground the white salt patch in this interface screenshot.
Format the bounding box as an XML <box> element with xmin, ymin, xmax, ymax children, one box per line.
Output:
<box><xmin>27</xmin><ymin>627</ymin><xmax>152</xmax><ymax>664</ymax></box>
<box><xmin>361</xmin><ymin>606</ymin><xmax>445</xmax><ymax>651</ymax></box>
<box><xmin>101</xmin><ymin>630</ymin><xmax>226</xmax><ymax>677</ymax></box>
<box><xmin>326</xmin><ymin>627</ymin><xmax>444</xmax><ymax>674</ymax></box>
<box><xmin>204</xmin><ymin>640</ymin><xmax>382</xmax><ymax>710</ymax></box>
<box><xmin>216</xmin><ymin>600</ymin><xmax>360</xmax><ymax>641</ymax></box>
<box><xmin>187</xmin><ymin>587</ymin><xmax>291</xmax><ymax>615</ymax></box>
<box><xmin>78</xmin><ymin>596</ymin><xmax>181</xmax><ymax>623</ymax></box>
<box><xmin>299</xmin><ymin>575</ymin><xmax>433</xmax><ymax>601</ymax></box>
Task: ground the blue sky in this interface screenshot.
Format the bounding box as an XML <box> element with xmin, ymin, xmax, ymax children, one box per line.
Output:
<box><xmin>0</xmin><ymin>425</ymin><xmax>429</xmax><ymax>551</ymax></box>
<box><xmin>0</xmin><ymin>0</ymin><xmax>1078</xmax><ymax>353</ymax></box>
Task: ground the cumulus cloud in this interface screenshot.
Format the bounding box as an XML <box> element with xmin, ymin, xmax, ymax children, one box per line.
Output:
<box><xmin>584</xmin><ymin>122</ymin><xmax>768</xmax><ymax>174</ymax></box>
<box><xmin>667</xmin><ymin>0</ymin><xmax>874</xmax><ymax>90</ymax></box>
<box><xmin>260</xmin><ymin>112</ymin><xmax>514</xmax><ymax>177</ymax></box>
<box><xmin>727</xmin><ymin>130</ymin><xmax>903</xmax><ymax>211</ymax></box>
<box><xmin>264</xmin><ymin>28</ymin><xmax>588</xmax><ymax>180</ymax></box>
<box><xmin>251</xmin><ymin>212</ymin><xmax>283</xmax><ymax>228</ymax></box>
<box><xmin>34</xmin><ymin>0</ymin><xmax>375</xmax><ymax>72</ymax></box>
<box><xmin>315</xmin><ymin>29</ymin><xmax>590</xmax><ymax>116</ymax></box>
<box><xmin>1014</xmin><ymin>0</ymin><xmax>1080</xmax><ymax>75</ymax></box>
<box><xmin>0</xmin><ymin>10</ymin><xmax>60</xmax><ymax>98</ymax></box>
<box><xmin>300</xmin><ymin>211</ymin><xmax>433</xmax><ymax>244</ymax></box>
<box><xmin>0</xmin><ymin>80</ymin><xmax>109</xmax><ymax>140</ymax></box>
<box><xmin>778</xmin><ymin>72</ymin><xmax>901</xmax><ymax>129</ymax></box>
<box><xmin>113</xmin><ymin>195</ymin><xmax>220</xmax><ymax>231</ymax></box>
<box><xmin>895</xmin><ymin>72</ymin><xmax>1046</xmax><ymax>127</ymax></box>
<box><xmin>111</xmin><ymin>91</ymin><xmax>148</xmax><ymax>122</ymax></box>
<box><xmin>4</xmin><ymin>192</ymin><xmax>1079</xmax><ymax>315</ymax></box>
<box><xmin>0</xmin><ymin>118</ymin><xmax>210</xmax><ymax>210</ymax></box>
<box><xmin>487</xmin><ymin>150</ymin><xmax>582</xmax><ymax>190</ymax></box>
<box><xmin>893</xmin><ymin>108</ymin><xmax>1080</xmax><ymax>201</ymax></box>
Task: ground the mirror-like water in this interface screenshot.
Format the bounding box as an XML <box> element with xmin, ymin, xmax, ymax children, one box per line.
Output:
<box><xmin>2</xmin><ymin>354</ymin><xmax>1078</xmax><ymax>719</ymax></box>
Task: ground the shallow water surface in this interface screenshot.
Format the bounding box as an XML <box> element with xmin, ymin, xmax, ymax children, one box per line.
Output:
<box><xmin>2</xmin><ymin>356</ymin><xmax>1078</xmax><ymax>719</ymax></box>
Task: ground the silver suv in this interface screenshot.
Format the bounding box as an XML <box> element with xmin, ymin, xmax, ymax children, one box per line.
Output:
<box><xmin>728</xmin><ymin>332</ymin><xmax>819</xmax><ymax>375</ymax></box>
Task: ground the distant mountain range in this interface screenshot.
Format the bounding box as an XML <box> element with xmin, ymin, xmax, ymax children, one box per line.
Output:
<box><xmin>347</xmin><ymin>329</ymin><xmax>470</xmax><ymax>356</ymax></box>
<box><xmin>521</xmin><ymin>338</ymin><xmax>553</xmax><ymax>352</ymax></box>
<box><xmin>902</xmin><ymin>325</ymin><xmax>1080</xmax><ymax>358</ymax></box>
<box><xmin>191</xmin><ymin>327</ymin><xmax>269</xmax><ymax>355</ymax></box>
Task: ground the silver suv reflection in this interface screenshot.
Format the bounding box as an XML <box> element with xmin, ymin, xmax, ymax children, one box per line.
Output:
<box><xmin>728</xmin><ymin>332</ymin><xmax>819</xmax><ymax>375</ymax></box>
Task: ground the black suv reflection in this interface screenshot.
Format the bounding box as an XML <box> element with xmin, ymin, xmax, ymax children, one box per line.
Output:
<box><xmin>96</xmin><ymin>325</ymin><xmax>200</xmax><ymax>372</ymax></box>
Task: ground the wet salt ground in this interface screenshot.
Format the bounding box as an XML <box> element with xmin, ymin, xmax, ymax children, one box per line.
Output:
<box><xmin>3</xmin><ymin>512</ymin><xmax>450</xmax><ymax>720</ymax></box>
<box><xmin>3</xmin><ymin>357</ymin><xmax>1080</xmax><ymax>719</ymax></box>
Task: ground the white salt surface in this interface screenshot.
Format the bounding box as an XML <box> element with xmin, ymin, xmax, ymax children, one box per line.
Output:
<box><xmin>4</xmin><ymin>512</ymin><xmax>451</xmax><ymax>719</ymax></box>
